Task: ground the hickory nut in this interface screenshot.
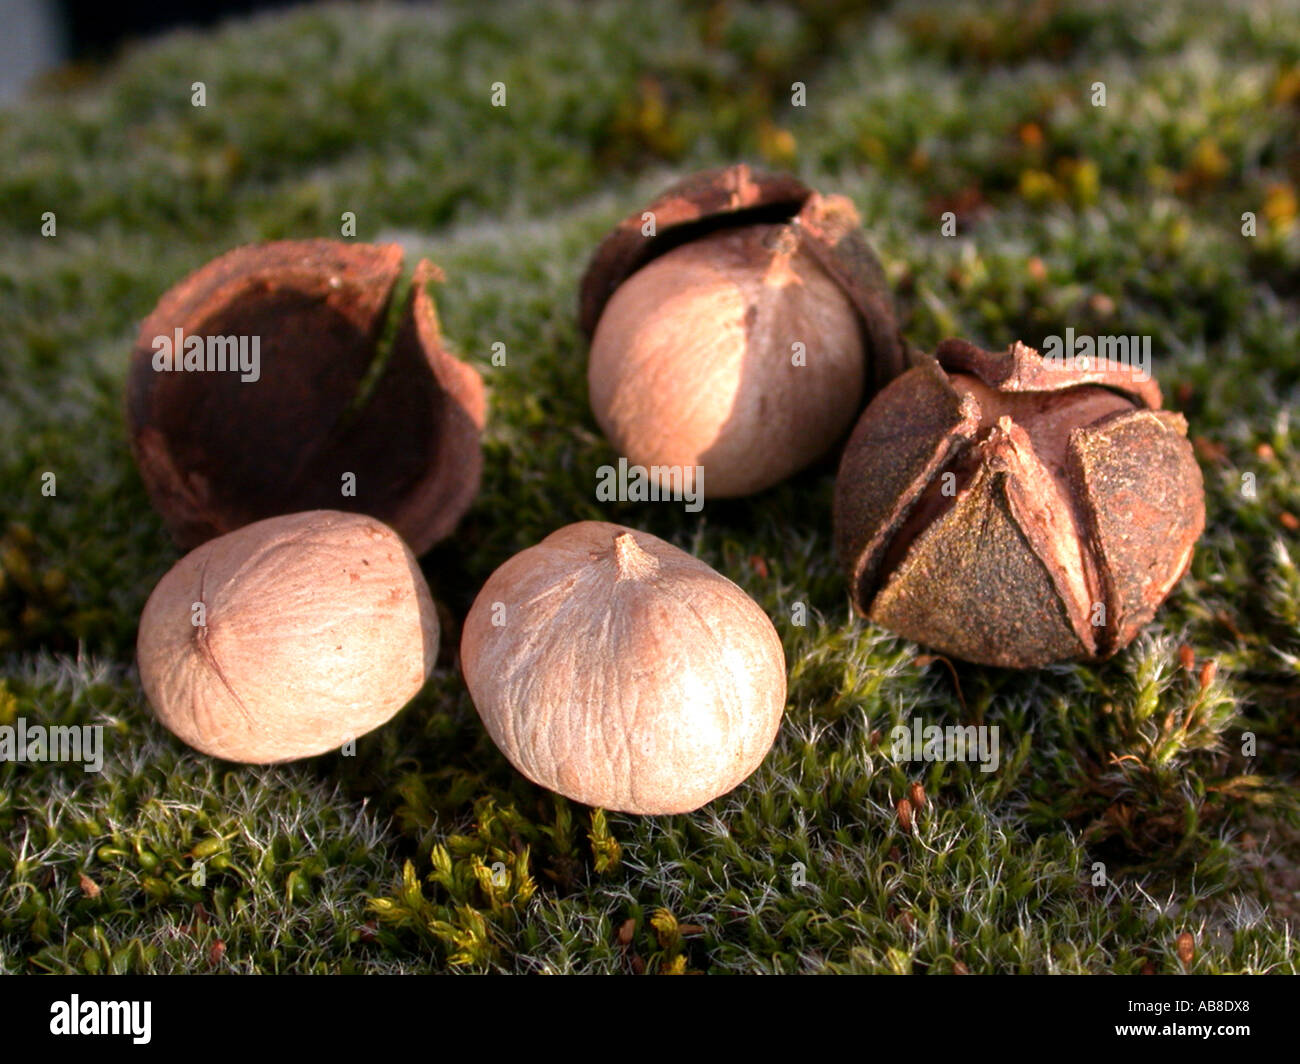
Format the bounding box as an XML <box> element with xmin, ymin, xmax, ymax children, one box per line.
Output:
<box><xmin>580</xmin><ymin>165</ymin><xmax>910</xmax><ymax>498</ymax></box>
<box><xmin>460</xmin><ymin>521</ymin><xmax>787</xmax><ymax>815</ymax></box>
<box><xmin>137</xmin><ymin>510</ymin><xmax>438</xmax><ymax>763</ymax></box>
<box><xmin>833</xmin><ymin>339</ymin><xmax>1205</xmax><ymax>668</ymax></box>
<box><xmin>128</xmin><ymin>240</ymin><xmax>486</xmax><ymax>555</ymax></box>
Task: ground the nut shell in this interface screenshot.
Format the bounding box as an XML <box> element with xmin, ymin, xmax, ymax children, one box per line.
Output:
<box><xmin>460</xmin><ymin>521</ymin><xmax>787</xmax><ymax>814</ymax></box>
<box><xmin>127</xmin><ymin>240</ymin><xmax>486</xmax><ymax>554</ymax></box>
<box><xmin>137</xmin><ymin>510</ymin><xmax>438</xmax><ymax>763</ymax></box>
<box><xmin>580</xmin><ymin>164</ymin><xmax>910</xmax><ymax>394</ymax></box>
<box><xmin>834</xmin><ymin>339</ymin><xmax>1205</xmax><ymax>668</ymax></box>
<box><xmin>588</xmin><ymin>224</ymin><xmax>867</xmax><ymax>496</ymax></box>
<box><xmin>579</xmin><ymin>165</ymin><xmax>915</xmax><ymax>500</ymax></box>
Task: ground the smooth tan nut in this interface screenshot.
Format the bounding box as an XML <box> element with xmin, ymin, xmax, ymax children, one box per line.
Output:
<box><xmin>833</xmin><ymin>339</ymin><xmax>1206</xmax><ymax>668</ymax></box>
<box><xmin>589</xmin><ymin>225</ymin><xmax>866</xmax><ymax>497</ymax></box>
<box><xmin>137</xmin><ymin>510</ymin><xmax>438</xmax><ymax>763</ymax></box>
<box><xmin>460</xmin><ymin>521</ymin><xmax>787</xmax><ymax>815</ymax></box>
<box><xmin>127</xmin><ymin>240</ymin><xmax>486</xmax><ymax>555</ymax></box>
<box><xmin>580</xmin><ymin>164</ymin><xmax>911</xmax><ymax>500</ymax></box>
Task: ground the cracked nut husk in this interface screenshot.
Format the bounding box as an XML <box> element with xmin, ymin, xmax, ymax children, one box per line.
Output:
<box><xmin>127</xmin><ymin>240</ymin><xmax>487</xmax><ymax>555</ymax></box>
<box><xmin>460</xmin><ymin>521</ymin><xmax>787</xmax><ymax>814</ymax></box>
<box><xmin>833</xmin><ymin>338</ymin><xmax>1206</xmax><ymax>668</ymax></box>
<box><xmin>579</xmin><ymin>164</ymin><xmax>911</xmax><ymax>498</ymax></box>
<box><xmin>137</xmin><ymin>510</ymin><xmax>439</xmax><ymax>763</ymax></box>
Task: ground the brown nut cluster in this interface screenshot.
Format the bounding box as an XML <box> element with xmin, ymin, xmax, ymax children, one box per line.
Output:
<box><xmin>127</xmin><ymin>240</ymin><xmax>486</xmax><ymax>555</ymax></box>
<box><xmin>833</xmin><ymin>338</ymin><xmax>1205</xmax><ymax>668</ymax></box>
<box><xmin>580</xmin><ymin>165</ymin><xmax>911</xmax><ymax>498</ymax></box>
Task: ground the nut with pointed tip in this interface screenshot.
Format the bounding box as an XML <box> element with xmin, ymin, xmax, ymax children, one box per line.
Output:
<box><xmin>580</xmin><ymin>165</ymin><xmax>912</xmax><ymax>499</ymax></box>
<box><xmin>460</xmin><ymin>521</ymin><xmax>787</xmax><ymax>814</ymax></box>
<box><xmin>833</xmin><ymin>339</ymin><xmax>1205</xmax><ymax>668</ymax></box>
<box><xmin>127</xmin><ymin>240</ymin><xmax>486</xmax><ymax>555</ymax></box>
<box><xmin>137</xmin><ymin>510</ymin><xmax>438</xmax><ymax>763</ymax></box>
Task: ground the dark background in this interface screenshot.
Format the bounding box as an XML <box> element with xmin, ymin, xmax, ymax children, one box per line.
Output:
<box><xmin>61</xmin><ymin>0</ymin><xmax>300</xmax><ymax>56</ymax></box>
<box><xmin>2</xmin><ymin>0</ymin><xmax>304</xmax><ymax>100</ymax></box>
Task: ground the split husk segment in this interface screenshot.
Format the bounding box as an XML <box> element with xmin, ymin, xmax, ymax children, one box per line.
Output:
<box><xmin>834</xmin><ymin>339</ymin><xmax>1206</xmax><ymax>668</ymax></box>
<box><xmin>127</xmin><ymin>240</ymin><xmax>486</xmax><ymax>555</ymax></box>
<box><xmin>578</xmin><ymin>163</ymin><xmax>913</xmax><ymax>395</ymax></box>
